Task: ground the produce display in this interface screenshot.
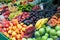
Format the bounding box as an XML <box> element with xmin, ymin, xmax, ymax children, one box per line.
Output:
<box><xmin>48</xmin><ymin>13</ymin><xmax>60</xmax><ymax>26</ymax></box>
<box><xmin>0</xmin><ymin>0</ymin><xmax>60</xmax><ymax>40</ymax></box>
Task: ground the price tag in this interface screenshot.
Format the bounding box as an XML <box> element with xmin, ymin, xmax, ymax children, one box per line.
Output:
<box><xmin>39</xmin><ymin>3</ymin><xmax>44</xmax><ymax>10</ymax></box>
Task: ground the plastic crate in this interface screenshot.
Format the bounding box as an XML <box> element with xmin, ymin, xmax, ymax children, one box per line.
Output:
<box><xmin>0</xmin><ymin>32</ymin><xmax>9</xmax><ymax>40</ymax></box>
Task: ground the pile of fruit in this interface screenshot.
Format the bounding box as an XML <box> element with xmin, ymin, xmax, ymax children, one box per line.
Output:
<box><xmin>0</xmin><ymin>0</ymin><xmax>60</xmax><ymax>40</ymax></box>
<box><xmin>22</xmin><ymin>25</ymin><xmax>60</xmax><ymax>40</ymax></box>
<box><xmin>0</xmin><ymin>19</ymin><xmax>35</xmax><ymax>40</ymax></box>
<box><xmin>48</xmin><ymin>13</ymin><xmax>60</xmax><ymax>27</ymax></box>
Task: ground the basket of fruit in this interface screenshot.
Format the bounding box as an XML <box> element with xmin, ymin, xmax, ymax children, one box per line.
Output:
<box><xmin>0</xmin><ymin>0</ymin><xmax>60</xmax><ymax>40</ymax></box>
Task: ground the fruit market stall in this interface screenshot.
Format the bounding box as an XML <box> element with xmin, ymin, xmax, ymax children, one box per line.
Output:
<box><xmin>0</xmin><ymin>0</ymin><xmax>60</xmax><ymax>40</ymax></box>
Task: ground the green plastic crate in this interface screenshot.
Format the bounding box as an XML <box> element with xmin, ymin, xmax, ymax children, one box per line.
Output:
<box><xmin>0</xmin><ymin>32</ymin><xmax>9</xmax><ymax>40</ymax></box>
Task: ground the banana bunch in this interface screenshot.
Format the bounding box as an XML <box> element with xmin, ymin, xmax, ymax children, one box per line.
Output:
<box><xmin>35</xmin><ymin>18</ymin><xmax>48</xmax><ymax>30</ymax></box>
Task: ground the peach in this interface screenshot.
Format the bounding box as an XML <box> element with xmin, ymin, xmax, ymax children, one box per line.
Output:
<box><xmin>17</xmin><ymin>24</ymin><xmax>22</xmax><ymax>29</ymax></box>
<box><xmin>22</xmin><ymin>28</ymin><xmax>26</xmax><ymax>31</ymax></box>
<box><xmin>12</xmin><ymin>31</ymin><xmax>16</xmax><ymax>36</ymax></box>
<box><xmin>22</xmin><ymin>25</ymin><xmax>27</xmax><ymax>27</ymax></box>
<box><xmin>15</xmin><ymin>29</ymin><xmax>20</xmax><ymax>34</ymax></box>
<box><xmin>3</xmin><ymin>32</ymin><xmax>9</xmax><ymax>37</ymax></box>
<box><xmin>8</xmin><ymin>26</ymin><xmax>13</xmax><ymax>30</ymax></box>
<box><xmin>11</xmin><ymin>19</ymin><xmax>18</xmax><ymax>26</ymax></box>
<box><xmin>12</xmin><ymin>26</ymin><xmax>17</xmax><ymax>30</ymax></box>
<box><xmin>10</xmin><ymin>22</ymin><xmax>13</xmax><ymax>26</ymax></box>
<box><xmin>8</xmin><ymin>30</ymin><xmax>12</xmax><ymax>34</ymax></box>
<box><xmin>52</xmin><ymin>16</ymin><xmax>58</xmax><ymax>20</ymax></box>
<box><xmin>16</xmin><ymin>34</ymin><xmax>21</xmax><ymax>39</ymax></box>
<box><xmin>12</xmin><ymin>37</ymin><xmax>16</xmax><ymax>40</ymax></box>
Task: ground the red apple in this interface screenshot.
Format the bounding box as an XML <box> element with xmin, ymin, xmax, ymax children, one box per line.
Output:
<box><xmin>3</xmin><ymin>24</ymin><xmax>10</xmax><ymax>28</ymax></box>
<box><xmin>0</xmin><ymin>24</ymin><xmax>2</xmax><ymax>28</ymax></box>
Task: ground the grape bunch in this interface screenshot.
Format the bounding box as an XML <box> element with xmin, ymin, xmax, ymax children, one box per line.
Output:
<box><xmin>21</xmin><ymin>10</ymin><xmax>44</xmax><ymax>25</ymax></box>
<box><xmin>21</xmin><ymin>5</ymin><xmax>57</xmax><ymax>25</ymax></box>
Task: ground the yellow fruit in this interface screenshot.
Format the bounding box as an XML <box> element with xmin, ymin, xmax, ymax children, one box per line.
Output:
<box><xmin>12</xmin><ymin>37</ymin><xmax>16</xmax><ymax>40</ymax></box>
<box><xmin>18</xmin><ymin>39</ymin><xmax>21</xmax><ymax>40</ymax></box>
<box><xmin>35</xmin><ymin>19</ymin><xmax>43</xmax><ymax>28</ymax></box>
<box><xmin>6</xmin><ymin>34</ymin><xmax>9</xmax><ymax>37</ymax></box>
<box><xmin>19</xmin><ymin>12</ymin><xmax>23</xmax><ymax>15</ymax></box>
<box><xmin>29</xmin><ymin>24</ymin><xmax>33</xmax><ymax>27</ymax></box>
<box><xmin>12</xmin><ymin>19</ymin><xmax>18</xmax><ymax>24</ymax></box>
<box><xmin>12</xmin><ymin>31</ymin><xmax>16</xmax><ymax>36</ymax></box>
<box><xmin>23</xmin><ymin>25</ymin><xmax>27</xmax><ymax>27</ymax></box>
<box><xmin>17</xmin><ymin>24</ymin><xmax>22</xmax><ymax>29</ymax></box>
<box><xmin>16</xmin><ymin>34</ymin><xmax>21</xmax><ymax>39</ymax></box>
<box><xmin>8</xmin><ymin>26</ymin><xmax>12</xmax><ymax>30</ymax></box>
<box><xmin>20</xmin><ymin>23</ymin><xmax>24</xmax><ymax>25</ymax></box>
<box><xmin>27</xmin><ymin>24</ymin><xmax>33</xmax><ymax>29</ymax></box>
<box><xmin>35</xmin><ymin>18</ymin><xmax>48</xmax><ymax>30</ymax></box>
<box><xmin>8</xmin><ymin>30</ymin><xmax>12</xmax><ymax>34</ymax></box>
<box><xmin>36</xmin><ymin>24</ymin><xmax>41</xmax><ymax>30</ymax></box>
<box><xmin>12</xmin><ymin>26</ymin><xmax>17</xmax><ymax>30</ymax></box>
<box><xmin>15</xmin><ymin>29</ymin><xmax>20</xmax><ymax>34</ymax></box>
<box><xmin>10</xmin><ymin>22</ymin><xmax>13</xmax><ymax>26</ymax></box>
<box><xmin>22</xmin><ymin>28</ymin><xmax>26</xmax><ymax>31</ymax></box>
<box><xmin>3</xmin><ymin>32</ymin><xmax>9</xmax><ymax>37</ymax></box>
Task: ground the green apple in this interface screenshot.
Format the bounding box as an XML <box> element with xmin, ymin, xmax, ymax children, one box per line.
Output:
<box><xmin>35</xmin><ymin>31</ymin><xmax>40</xmax><ymax>37</ymax></box>
<box><xmin>50</xmin><ymin>35</ymin><xmax>58</xmax><ymax>39</ymax></box>
<box><xmin>46</xmin><ymin>26</ymin><xmax>51</xmax><ymax>33</ymax></box>
<box><xmin>44</xmin><ymin>33</ymin><xmax>49</xmax><ymax>37</ymax></box>
<box><xmin>52</xmin><ymin>36</ymin><xmax>58</xmax><ymax>40</ymax></box>
<box><xmin>42</xmin><ymin>25</ymin><xmax>46</xmax><ymax>28</ymax></box>
<box><xmin>55</xmin><ymin>26</ymin><xmax>60</xmax><ymax>31</ymax></box>
<box><xmin>50</xmin><ymin>29</ymin><xmax>56</xmax><ymax>36</ymax></box>
<box><xmin>47</xmin><ymin>38</ymin><xmax>53</xmax><ymax>40</ymax></box>
<box><xmin>41</xmin><ymin>36</ymin><xmax>48</xmax><ymax>40</ymax></box>
<box><xmin>57</xmin><ymin>31</ymin><xmax>60</xmax><ymax>37</ymax></box>
<box><xmin>27</xmin><ymin>38</ymin><xmax>33</xmax><ymax>40</ymax></box>
<box><xmin>36</xmin><ymin>37</ymin><xmax>41</xmax><ymax>40</ymax></box>
<box><xmin>33</xmin><ymin>38</ymin><xmax>35</xmax><ymax>40</ymax></box>
<box><xmin>39</xmin><ymin>28</ymin><xmax>45</xmax><ymax>35</ymax></box>
<box><xmin>22</xmin><ymin>38</ymin><xmax>27</xmax><ymax>40</ymax></box>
